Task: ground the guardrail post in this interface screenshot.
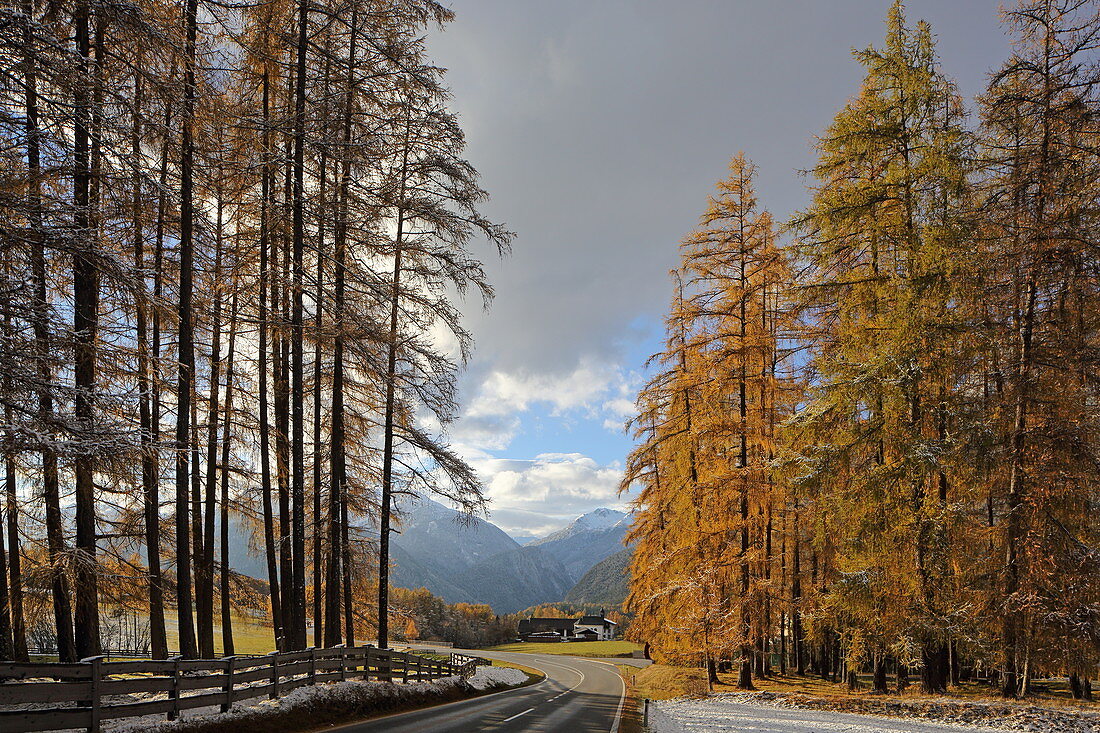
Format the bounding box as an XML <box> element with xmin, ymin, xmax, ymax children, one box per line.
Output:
<box><xmin>168</xmin><ymin>655</ymin><xmax>182</xmax><ymax>721</ymax></box>
<box><xmin>309</xmin><ymin>647</ymin><xmax>317</xmax><ymax>686</ymax></box>
<box><xmin>82</xmin><ymin>655</ymin><xmax>104</xmax><ymax>733</ymax></box>
<box><xmin>222</xmin><ymin>656</ymin><xmax>237</xmax><ymax>713</ymax></box>
<box><xmin>270</xmin><ymin>651</ymin><xmax>280</xmax><ymax>699</ymax></box>
<box><xmin>644</xmin><ymin>698</ymin><xmax>650</xmax><ymax>727</ymax></box>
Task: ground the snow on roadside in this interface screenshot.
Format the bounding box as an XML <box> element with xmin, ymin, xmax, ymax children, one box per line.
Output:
<box><xmin>466</xmin><ymin>664</ymin><xmax>529</xmax><ymax>691</ymax></box>
<box><xmin>648</xmin><ymin>692</ymin><xmax>1100</xmax><ymax>733</ymax></box>
<box><xmin>42</xmin><ymin>664</ymin><xmax>526</xmax><ymax>733</ymax></box>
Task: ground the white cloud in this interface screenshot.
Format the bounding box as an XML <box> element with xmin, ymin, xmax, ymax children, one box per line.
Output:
<box><xmin>469</xmin><ymin>452</ymin><xmax>627</xmax><ymax>537</ymax></box>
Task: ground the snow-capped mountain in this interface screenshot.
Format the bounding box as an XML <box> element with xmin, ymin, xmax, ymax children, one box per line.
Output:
<box><xmin>528</xmin><ymin>508</ymin><xmax>632</xmax><ymax>583</ymax></box>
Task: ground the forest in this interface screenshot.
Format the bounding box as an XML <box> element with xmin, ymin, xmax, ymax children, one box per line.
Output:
<box><xmin>624</xmin><ymin>0</ymin><xmax>1100</xmax><ymax>700</ymax></box>
<box><xmin>0</xmin><ymin>0</ymin><xmax>509</xmax><ymax>663</ymax></box>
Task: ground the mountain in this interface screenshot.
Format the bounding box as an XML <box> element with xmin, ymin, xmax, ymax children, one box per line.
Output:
<box><xmin>386</xmin><ymin>496</ymin><xmax>576</xmax><ymax>613</ymax></box>
<box><xmin>453</xmin><ymin>546</ymin><xmax>575</xmax><ymax>613</ymax></box>
<box><xmin>391</xmin><ymin>495</ymin><xmax>520</xmax><ymax>575</ymax></box>
<box><xmin>529</xmin><ymin>508</ymin><xmax>631</xmax><ymax>582</ymax></box>
<box><xmin>564</xmin><ymin>547</ymin><xmax>631</xmax><ymax>606</ymax></box>
<box><xmin>509</xmin><ymin>534</ymin><xmax>539</xmax><ymax>546</ymax></box>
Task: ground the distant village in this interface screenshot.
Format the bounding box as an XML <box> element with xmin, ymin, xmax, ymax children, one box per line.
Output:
<box><xmin>518</xmin><ymin>611</ymin><xmax>619</xmax><ymax>642</ymax></box>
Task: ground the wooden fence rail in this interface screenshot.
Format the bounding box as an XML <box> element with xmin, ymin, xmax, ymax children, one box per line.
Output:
<box><xmin>0</xmin><ymin>645</ymin><xmax>477</xmax><ymax>733</ymax></box>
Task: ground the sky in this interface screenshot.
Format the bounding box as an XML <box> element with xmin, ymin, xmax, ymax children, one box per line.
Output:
<box><xmin>424</xmin><ymin>0</ymin><xmax>1014</xmax><ymax>540</ymax></box>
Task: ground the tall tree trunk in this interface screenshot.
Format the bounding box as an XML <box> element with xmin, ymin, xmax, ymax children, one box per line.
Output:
<box><xmin>3</xmin><ymin>446</ymin><xmax>23</xmax><ymax>660</ymax></box>
<box><xmin>219</xmin><ymin>291</ymin><xmax>238</xmax><ymax>657</ymax></box>
<box><xmin>289</xmin><ymin>0</ymin><xmax>309</xmax><ymax>652</ymax></box>
<box><xmin>174</xmin><ymin>0</ymin><xmax>200</xmax><ymax>660</ymax></box>
<box><xmin>19</xmin><ymin>0</ymin><xmax>49</xmax><ymax>663</ymax></box>
<box><xmin>312</xmin><ymin>145</ymin><xmax>327</xmax><ymax>650</ymax></box>
<box><xmin>135</xmin><ymin>72</ymin><xmax>168</xmax><ymax>659</ymax></box>
<box><xmin>325</xmin><ymin>14</ymin><xmax>355</xmax><ymax>647</ymax></box>
<box><xmin>378</xmin><ymin>124</ymin><xmax>412</xmax><ymax>650</ymax></box>
<box><xmin>199</xmin><ymin>197</ymin><xmax>226</xmax><ymax>659</ymax></box>
<box><xmin>1003</xmin><ymin>278</ymin><xmax>1036</xmax><ymax>697</ymax></box>
<box><xmin>792</xmin><ymin>503</ymin><xmax>803</xmax><ymax>675</ymax></box>
<box><xmin>72</xmin><ymin>0</ymin><xmax>101</xmax><ymax>659</ymax></box>
<box><xmin>258</xmin><ymin>67</ymin><xmax>283</xmax><ymax>652</ymax></box>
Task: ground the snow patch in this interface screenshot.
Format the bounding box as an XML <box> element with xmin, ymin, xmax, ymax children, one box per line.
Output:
<box><xmin>466</xmin><ymin>665</ymin><xmax>529</xmax><ymax>691</ymax></box>
<box><xmin>649</xmin><ymin>692</ymin><xmax>1100</xmax><ymax>733</ymax></box>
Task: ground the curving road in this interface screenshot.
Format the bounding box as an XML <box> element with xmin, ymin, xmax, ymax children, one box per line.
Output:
<box><xmin>330</xmin><ymin>649</ymin><xmax>625</xmax><ymax>733</ymax></box>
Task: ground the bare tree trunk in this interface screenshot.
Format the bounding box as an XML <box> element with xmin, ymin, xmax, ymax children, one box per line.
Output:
<box><xmin>325</xmin><ymin>14</ymin><xmax>355</xmax><ymax>647</ymax></box>
<box><xmin>174</xmin><ymin>0</ymin><xmax>199</xmax><ymax>659</ymax></box>
<box><xmin>73</xmin><ymin>0</ymin><xmax>101</xmax><ymax>659</ymax></box>
<box><xmin>312</xmin><ymin>145</ymin><xmax>327</xmax><ymax>650</ymax></box>
<box><xmin>199</xmin><ymin>197</ymin><xmax>226</xmax><ymax>659</ymax></box>
<box><xmin>20</xmin><ymin>0</ymin><xmax>53</xmax><ymax>663</ymax></box>
<box><xmin>135</xmin><ymin>72</ymin><xmax>168</xmax><ymax>659</ymax></box>
<box><xmin>4</xmin><ymin>441</ymin><xmax>25</xmax><ymax>660</ymax></box>
<box><xmin>257</xmin><ymin>67</ymin><xmax>283</xmax><ymax>652</ymax></box>
<box><xmin>219</xmin><ymin>291</ymin><xmax>238</xmax><ymax>657</ymax></box>
<box><xmin>378</xmin><ymin>126</ymin><xmax>411</xmax><ymax>649</ymax></box>
<box><xmin>289</xmin><ymin>0</ymin><xmax>309</xmax><ymax>652</ymax></box>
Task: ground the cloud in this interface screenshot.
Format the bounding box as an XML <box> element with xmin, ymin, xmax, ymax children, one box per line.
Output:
<box><xmin>469</xmin><ymin>452</ymin><xmax>627</xmax><ymax>537</ymax></box>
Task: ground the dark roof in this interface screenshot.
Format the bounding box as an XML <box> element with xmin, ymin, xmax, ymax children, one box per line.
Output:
<box><xmin>519</xmin><ymin>617</ymin><xmax>575</xmax><ymax>632</ymax></box>
<box><xmin>577</xmin><ymin>615</ymin><xmax>617</xmax><ymax>625</ymax></box>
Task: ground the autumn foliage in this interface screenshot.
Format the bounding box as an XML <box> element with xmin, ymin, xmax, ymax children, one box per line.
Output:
<box><xmin>624</xmin><ymin>0</ymin><xmax>1100</xmax><ymax>699</ymax></box>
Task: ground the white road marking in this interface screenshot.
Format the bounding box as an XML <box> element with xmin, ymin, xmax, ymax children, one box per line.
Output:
<box><xmin>502</xmin><ymin>707</ymin><xmax>534</xmax><ymax>722</ymax></box>
<box><xmin>590</xmin><ymin>659</ymin><xmax>628</xmax><ymax>733</ymax></box>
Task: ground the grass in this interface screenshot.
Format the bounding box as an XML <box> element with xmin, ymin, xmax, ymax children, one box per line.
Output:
<box><xmin>162</xmin><ymin>613</ymin><xmax>278</xmax><ymax>656</ymax></box>
<box><xmin>483</xmin><ymin>640</ymin><xmax>642</xmax><ymax>658</ymax></box>
<box><xmin>624</xmin><ymin>663</ymin><xmax>1100</xmax><ymax>711</ymax></box>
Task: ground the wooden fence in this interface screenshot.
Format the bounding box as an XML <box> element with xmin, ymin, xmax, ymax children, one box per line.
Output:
<box><xmin>0</xmin><ymin>645</ymin><xmax>477</xmax><ymax>733</ymax></box>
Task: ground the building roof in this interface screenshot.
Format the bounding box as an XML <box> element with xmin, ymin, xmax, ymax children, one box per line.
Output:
<box><xmin>577</xmin><ymin>615</ymin><xmax>617</xmax><ymax>626</ymax></box>
<box><xmin>519</xmin><ymin>617</ymin><xmax>575</xmax><ymax>632</ymax></box>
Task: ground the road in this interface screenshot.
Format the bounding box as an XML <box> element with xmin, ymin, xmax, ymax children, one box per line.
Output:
<box><xmin>330</xmin><ymin>649</ymin><xmax>626</xmax><ymax>733</ymax></box>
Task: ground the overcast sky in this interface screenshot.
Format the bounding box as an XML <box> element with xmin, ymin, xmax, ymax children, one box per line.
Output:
<box><xmin>425</xmin><ymin>1</ymin><xmax>1013</xmax><ymax>540</ymax></box>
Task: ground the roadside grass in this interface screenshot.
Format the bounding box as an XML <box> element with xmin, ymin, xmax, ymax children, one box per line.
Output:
<box><xmin>613</xmin><ymin>665</ymin><xmax>646</xmax><ymax>733</ymax></box>
<box><xmin>483</xmin><ymin>640</ymin><xmax>642</xmax><ymax>658</ymax></box>
<box><xmin>627</xmin><ymin>663</ymin><xmax>1100</xmax><ymax>711</ymax></box>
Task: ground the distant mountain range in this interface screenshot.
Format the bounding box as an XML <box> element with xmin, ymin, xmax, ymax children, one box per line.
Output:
<box><xmin>215</xmin><ymin>498</ymin><xmax>633</xmax><ymax>615</ymax></box>
<box><xmin>388</xmin><ymin>498</ymin><xmax>632</xmax><ymax>613</ymax></box>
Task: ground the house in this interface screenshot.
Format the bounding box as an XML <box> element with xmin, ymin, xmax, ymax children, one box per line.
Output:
<box><xmin>574</xmin><ymin>612</ymin><xmax>618</xmax><ymax>641</ymax></box>
<box><xmin>518</xmin><ymin>610</ymin><xmax>618</xmax><ymax>642</ymax></box>
<box><xmin>517</xmin><ymin>617</ymin><xmax>575</xmax><ymax>640</ymax></box>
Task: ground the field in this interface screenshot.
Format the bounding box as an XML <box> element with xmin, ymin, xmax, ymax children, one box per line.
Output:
<box><xmin>162</xmin><ymin>614</ymin><xmax>278</xmax><ymax>656</ymax></box>
<box><xmin>483</xmin><ymin>640</ymin><xmax>642</xmax><ymax>658</ymax></box>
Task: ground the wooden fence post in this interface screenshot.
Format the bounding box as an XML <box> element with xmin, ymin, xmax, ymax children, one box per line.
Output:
<box><xmin>401</xmin><ymin>652</ymin><xmax>409</xmax><ymax>683</ymax></box>
<box><xmin>168</xmin><ymin>655</ymin><xmax>182</xmax><ymax>721</ymax></box>
<box><xmin>222</xmin><ymin>656</ymin><xmax>237</xmax><ymax>713</ymax></box>
<box><xmin>309</xmin><ymin>647</ymin><xmax>317</xmax><ymax>686</ymax></box>
<box><xmin>82</xmin><ymin>655</ymin><xmax>104</xmax><ymax>733</ymax></box>
<box><xmin>270</xmin><ymin>651</ymin><xmax>280</xmax><ymax>699</ymax></box>
<box><xmin>363</xmin><ymin>647</ymin><xmax>372</xmax><ymax>681</ymax></box>
<box><xmin>336</xmin><ymin>644</ymin><xmax>346</xmax><ymax>681</ymax></box>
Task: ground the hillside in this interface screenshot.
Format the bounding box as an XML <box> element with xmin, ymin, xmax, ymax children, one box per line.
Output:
<box><xmin>528</xmin><ymin>508</ymin><xmax>630</xmax><ymax>581</ymax></box>
<box><xmin>564</xmin><ymin>547</ymin><xmax>631</xmax><ymax>606</ymax></box>
<box><xmin>453</xmin><ymin>546</ymin><xmax>575</xmax><ymax>613</ymax></box>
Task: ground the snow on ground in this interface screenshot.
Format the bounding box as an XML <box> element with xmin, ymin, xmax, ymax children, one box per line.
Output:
<box><xmin>6</xmin><ymin>664</ymin><xmax>528</xmax><ymax>733</ymax></box>
<box><xmin>650</xmin><ymin>692</ymin><xmax>1100</xmax><ymax>733</ymax></box>
<box><xmin>466</xmin><ymin>664</ymin><xmax>529</xmax><ymax>691</ymax></box>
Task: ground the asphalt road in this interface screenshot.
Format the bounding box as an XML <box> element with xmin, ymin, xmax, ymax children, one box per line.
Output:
<box><xmin>330</xmin><ymin>649</ymin><xmax>626</xmax><ymax>733</ymax></box>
